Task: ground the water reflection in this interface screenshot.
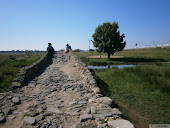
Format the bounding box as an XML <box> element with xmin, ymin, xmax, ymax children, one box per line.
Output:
<box><xmin>88</xmin><ymin>64</ymin><xmax>136</xmax><ymax>69</ymax></box>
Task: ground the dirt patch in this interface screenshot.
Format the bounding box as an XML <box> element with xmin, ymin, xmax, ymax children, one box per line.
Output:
<box><xmin>87</xmin><ymin>55</ymin><xmax>124</xmax><ymax>58</ymax></box>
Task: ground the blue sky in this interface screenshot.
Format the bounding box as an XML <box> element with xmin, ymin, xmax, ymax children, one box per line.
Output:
<box><xmin>0</xmin><ymin>0</ymin><xmax>170</xmax><ymax>51</ymax></box>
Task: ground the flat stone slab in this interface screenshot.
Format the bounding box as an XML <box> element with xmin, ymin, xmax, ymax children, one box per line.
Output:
<box><xmin>88</xmin><ymin>97</ymin><xmax>96</xmax><ymax>102</ymax></box>
<box><xmin>84</xmin><ymin>107</ymin><xmax>91</xmax><ymax>114</ymax></box>
<box><xmin>80</xmin><ymin>114</ymin><xmax>93</xmax><ymax>122</ymax></box>
<box><xmin>93</xmin><ymin>113</ymin><xmax>113</xmax><ymax>118</ymax></box>
<box><xmin>2</xmin><ymin>107</ymin><xmax>12</xmax><ymax>115</ymax></box>
<box><xmin>108</xmin><ymin>119</ymin><xmax>135</xmax><ymax>128</ymax></box>
<box><xmin>7</xmin><ymin>115</ymin><xmax>16</xmax><ymax>120</ymax></box>
<box><xmin>90</xmin><ymin>106</ymin><xmax>97</xmax><ymax>114</ymax></box>
<box><xmin>47</xmin><ymin>106</ymin><xmax>63</xmax><ymax>115</ymax></box>
<box><xmin>69</xmin><ymin>101</ymin><xmax>78</xmax><ymax>105</ymax></box>
<box><xmin>91</xmin><ymin>87</ymin><xmax>100</xmax><ymax>94</ymax></box>
<box><xmin>24</xmin><ymin>116</ymin><xmax>36</xmax><ymax>125</ymax></box>
<box><xmin>65</xmin><ymin>112</ymin><xmax>80</xmax><ymax>116</ymax></box>
<box><xmin>11</xmin><ymin>82</ymin><xmax>22</xmax><ymax>88</ymax></box>
<box><xmin>97</xmin><ymin>97</ymin><xmax>113</xmax><ymax>106</ymax></box>
<box><xmin>12</xmin><ymin>97</ymin><xmax>21</xmax><ymax>104</ymax></box>
<box><xmin>96</xmin><ymin>108</ymin><xmax>122</xmax><ymax>115</ymax></box>
<box><xmin>112</xmin><ymin>108</ymin><xmax>122</xmax><ymax>115</ymax></box>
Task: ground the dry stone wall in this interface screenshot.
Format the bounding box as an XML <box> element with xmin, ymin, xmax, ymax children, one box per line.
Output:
<box><xmin>69</xmin><ymin>51</ymin><xmax>100</xmax><ymax>93</ymax></box>
<box><xmin>68</xmin><ymin>51</ymin><xmax>135</xmax><ymax>128</ymax></box>
<box><xmin>8</xmin><ymin>52</ymin><xmax>51</xmax><ymax>91</ymax></box>
<box><xmin>0</xmin><ymin>51</ymin><xmax>135</xmax><ymax>128</ymax></box>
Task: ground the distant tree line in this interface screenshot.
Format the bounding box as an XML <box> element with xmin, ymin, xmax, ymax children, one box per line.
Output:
<box><xmin>0</xmin><ymin>50</ymin><xmax>46</xmax><ymax>53</ymax></box>
<box><xmin>73</xmin><ymin>49</ymin><xmax>96</xmax><ymax>52</ymax></box>
<box><xmin>73</xmin><ymin>49</ymin><xmax>82</xmax><ymax>52</ymax></box>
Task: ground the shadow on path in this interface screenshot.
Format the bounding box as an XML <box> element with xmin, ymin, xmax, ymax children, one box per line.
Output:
<box><xmin>25</xmin><ymin>54</ymin><xmax>54</xmax><ymax>85</ymax></box>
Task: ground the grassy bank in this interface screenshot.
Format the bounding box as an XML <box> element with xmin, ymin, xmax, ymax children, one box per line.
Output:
<box><xmin>75</xmin><ymin>47</ymin><xmax>170</xmax><ymax>65</ymax></box>
<box><xmin>75</xmin><ymin>47</ymin><xmax>170</xmax><ymax>128</ymax></box>
<box><xmin>0</xmin><ymin>52</ymin><xmax>44</xmax><ymax>93</ymax></box>
<box><xmin>92</xmin><ymin>65</ymin><xmax>170</xmax><ymax>128</ymax></box>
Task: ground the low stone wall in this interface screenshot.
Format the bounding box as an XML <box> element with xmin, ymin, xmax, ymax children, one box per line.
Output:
<box><xmin>69</xmin><ymin>50</ymin><xmax>105</xmax><ymax>97</ymax></box>
<box><xmin>69</xmin><ymin>50</ymin><xmax>98</xmax><ymax>88</ymax></box>
<box><xmin>69</xmin><ymin>51</ymin><xmax>135</xmax><ymax>128</ymax></box>
<box><xmin>5</xmin><ymin>50</ymin><xmax>95</xmax><ymax>92</ymax></box>
<box><xmin>0</xmin><ymin>51</ymin><xmax>134</xmax><ymax>127</ymax></box>
<box><xmin>8</xmin><ymin>52</ymin><xmax>52</xmax><ymax>91</ymax></box>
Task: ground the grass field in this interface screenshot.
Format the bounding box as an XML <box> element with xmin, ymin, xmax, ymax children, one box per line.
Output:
<box><xmin>75</xmin><ymin>47</ymin><xmax>170</xmax><ymax>128</ymax></box>
<box><xmin>0</xmin><ymin>52</ymin><xmax>44</xmax><ymax>93</ymax></box>
<box><xmin>75</xmin><ymin>47</ymin><xmax>170</xmax><ymax>65</ymax></box>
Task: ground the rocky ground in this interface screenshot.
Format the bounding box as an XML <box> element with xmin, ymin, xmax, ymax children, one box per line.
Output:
<box><xmin>0</xmin><ymin>51</ymin><xmax>134</xmax><ymax>128</ymax></box>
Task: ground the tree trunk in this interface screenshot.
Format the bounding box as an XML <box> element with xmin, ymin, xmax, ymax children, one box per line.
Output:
<box><xmin>107</xmin><ymin>52</ymin><xmax>110</xmax><ymax>59</ymax></box>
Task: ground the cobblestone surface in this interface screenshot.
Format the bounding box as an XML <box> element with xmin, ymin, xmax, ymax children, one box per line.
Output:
<box><xmin>0</xmin><ymin>51</ymin><xmax>134</xmax><ymax>128</ymax></box>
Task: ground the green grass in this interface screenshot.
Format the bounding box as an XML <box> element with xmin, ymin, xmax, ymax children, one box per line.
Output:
<box><xmin>0</xmin><ymin>52</ymin><xmax>44</xmax><ymax>93</ymax></box>
<box><xmin>75</xmin><ymin>47</ymin><xmax>170</xmax><ymax>128</ymax></box>
<box><xmin>80</xmin><ymin>124</ymin><xmax>97</xmax><ymax>128</ymax></box>
<box><xmin>75</xmin><ymin>47</ymin><xmax>170</xmax><ymax>65</ymax></box>
<box><xmin>92</xmin><ymin>65</ymin><xmax>170</xmax><ymax>128</ymax></box>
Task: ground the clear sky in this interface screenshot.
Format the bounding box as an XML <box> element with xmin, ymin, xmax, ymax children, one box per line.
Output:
<box><xmin>0</xmin><ymin>0</ymin><xmax>170</xmax><ymax>51</ymax></box>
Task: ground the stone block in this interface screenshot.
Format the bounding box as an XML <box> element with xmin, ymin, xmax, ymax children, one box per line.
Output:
<box><xmin>91</xmin><ymin>106</ymin><xmax>97</xmax><ymax>114</ymax></box>
<box><xmin>80</xmin><ymin>114</ymin><xmax>93</xmax><ymax>122</ymax></box>
<box><xmin>12</xmin><ymin>97</ymin><xmax>21</xmax><ymax>105</ymax></box>
<box><xmin>84</xmin><ymin>107</ymin><xmax>91</xmax><ymax>114</ymax></box>
<box><xmin>47</xmin><ymin>106</ymin><xmax>63</xmax><ymax>115</ymax></box>
<box><xmin>93</xmin><ymin>113</ymin><xmax>113</xmax><ymax>118</ymax></box>
<box><xmin>91</xmin><ymin>87</ymin><xmax>100</xmax><ymax>94</ymax></box>
<box><xmin>24</xmin><ymin>116</ymin><xmax>36</xmax><ymax>125</ymax></box>
<box><xmin>108</xmin><ymin>119</ymin><xmax>135</xmax><ymax>128</ymax></box>
<box><xmin>0</xmin><ymin>113</ymin><xmax>6</xmax><ymax>123</ymax></box>
<box><xmin>97</xmin><ymin>97</ymin><xmax>113</xmax><ymax>106</ymax></box>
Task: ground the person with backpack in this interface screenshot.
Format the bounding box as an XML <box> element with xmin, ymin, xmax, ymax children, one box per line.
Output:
<box><xmin>66</xmin><ymin>43</ymin><xmax>71</xmax><ymax>53</ymax></box>
<box><xmin>47</xmin><ymin>43</ymin><xmax>54</xmax><ymax>56</ymax></box>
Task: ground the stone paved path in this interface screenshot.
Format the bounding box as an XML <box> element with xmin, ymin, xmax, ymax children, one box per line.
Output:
<box><xmin>0</xmin><ymin>51</ymin><xmax>134</xmax><ymax>128</ymax></box>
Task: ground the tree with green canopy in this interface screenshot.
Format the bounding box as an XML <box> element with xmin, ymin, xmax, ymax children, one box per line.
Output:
<box><xmin>92</xmin><ymin>22</ymin><xmax>126</xmax><ymax>58</ymax></box>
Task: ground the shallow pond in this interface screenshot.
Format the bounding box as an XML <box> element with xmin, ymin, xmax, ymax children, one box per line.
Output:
<box><xmin>88</xmin><ymin>64</ymin><xmax>136</xmax><ymax>69</ymax></box>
